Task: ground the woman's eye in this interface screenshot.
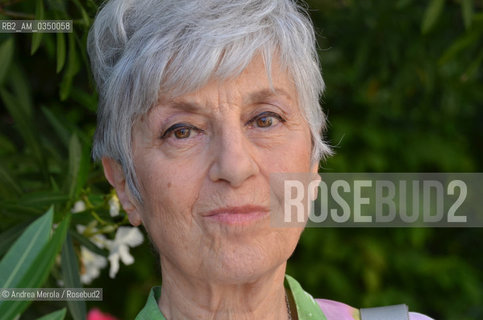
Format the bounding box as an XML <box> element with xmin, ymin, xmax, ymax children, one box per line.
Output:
<box><xmin>162</xmin><ymin>124</ymin><xmax>200</xmax><ymax>140</ymax></box>
<box><xmin>250</xmin><ymin>112</ymin><xmax>285</xmax><ymax>128</ymax></box>
<box><xmin>256</xmin><ymin>116</ymin><xmax>273</xmax><ymax>128</ymax></box>
<box><xmin>173</xmin><ymin>127</ymin><xmax>192</xmax><ymax>139</ymax></box>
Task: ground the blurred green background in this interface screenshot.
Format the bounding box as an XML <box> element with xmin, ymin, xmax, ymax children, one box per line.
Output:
<box><xmin>0</xmin><ymin>0</ymin><xmax>482</xmax><ymax>319</ymax></box>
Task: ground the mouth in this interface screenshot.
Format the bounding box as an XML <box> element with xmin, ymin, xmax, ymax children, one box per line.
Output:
<box><xmin>202</xmin><ymin>205</ymin><xmax>270</xmax><ymax>225</ymax></box>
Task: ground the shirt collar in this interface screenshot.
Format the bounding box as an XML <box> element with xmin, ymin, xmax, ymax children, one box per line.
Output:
<box><xmin>135</xmin><ymin>275</ymin><xmax>327</xmax><ymax>320</ymax></box>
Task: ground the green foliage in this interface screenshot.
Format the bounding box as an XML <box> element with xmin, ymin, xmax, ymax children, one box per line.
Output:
<box><xmin>0</xmin><ymin>208</ymin><xmax>69</xmax><ymax>320</ymax></box>
<box><xmin>0</xmin><ymin>37</ymin><xmax>14</xmax><ymax>86</ymax></box>
<box><xmin>0</xmin><ymin>208</ymin><xmax>53</xmax><ymax>289</ymax></box>
<box><xmin>296</xmin><ymin>1</ymin><xmax>483</xmax><ymax>319</ymax></box>
<box><xmin>421</xmin><ymin>0</ymin><xmax>445</xmax><ymax>34</ymax></box>
<box><xmin>36</xmin><ymin>308</ymin><xmax>67</xmax><ymax>320</ymax></box>
<box><xmin>0</xmin><ymin>0</ymin><xmax>481</xmax><ymax>319</ymax></box>
<box><xmin>61</xmin><ymin>234</ymin><xmax>86</xmax><ymax>320</ymax></box>
<box><xmin>0</xmin><ymin>1</ymin><xmax>128</xmax><ymax>318</ymax></box>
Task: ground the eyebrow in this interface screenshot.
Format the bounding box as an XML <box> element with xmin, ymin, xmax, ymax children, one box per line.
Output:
<box><xmin>244</xmin><ymin>88</ymin><xmax>294</xmax><ymax>105</ymax></box>
<box><xmin>162</xmin><ymin>100</ymin><xmax>203</xmax><ymax>113</ymax></box>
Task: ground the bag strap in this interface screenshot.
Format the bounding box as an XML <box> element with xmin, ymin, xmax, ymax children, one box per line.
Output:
<box><xmin>360</xmin><ymin>304</ymin><xmax>409</xmax><ymax>320</ymax></box>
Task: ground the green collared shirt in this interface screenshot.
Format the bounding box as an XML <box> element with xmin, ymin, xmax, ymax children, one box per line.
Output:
<box><xmin>135</xmin><ymin>275</ymin><xmax>327</xmax><ymax>320</ymax></box>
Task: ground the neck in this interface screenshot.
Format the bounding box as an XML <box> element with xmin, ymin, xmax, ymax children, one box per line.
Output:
<box><xmin>158</xmin><ymin>261</ymin><xmax>290</xmax><ymax>320</ymax></box>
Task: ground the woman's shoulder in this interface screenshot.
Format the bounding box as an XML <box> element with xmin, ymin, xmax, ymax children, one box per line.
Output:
<box><xmin>315</xmin><ymin>299</ymin><xmax>434</xmax><ymax>320</ymax></box>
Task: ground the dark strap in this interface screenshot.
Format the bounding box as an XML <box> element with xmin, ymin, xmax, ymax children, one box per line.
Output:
<box><xmin>360</xmin><ymin>304</ymin><xmax>409</xmax><ymax>320</ymax></box>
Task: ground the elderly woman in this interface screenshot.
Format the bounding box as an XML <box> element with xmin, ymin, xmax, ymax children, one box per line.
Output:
<box><xmin>87</xmin><ymin>0</ymin><xmax>432</xmax><ymax>319</ymax></box>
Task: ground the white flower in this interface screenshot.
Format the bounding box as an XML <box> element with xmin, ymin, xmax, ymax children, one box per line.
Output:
<box><xmin>108</xmin><ymin>194</ymin><xmax>121</xmax><ymax>217</ymax></box>
<box><xmin>76</xmin><ymin>224</ymin><xmax>110</xmax><ymax>249</ymax></box>
<box><xmin>107</xmin><ymin>227</ymin><xmax>144</xmax><ymax>278</ymax></box>
<box><xmin>80</xmin><ymin>246</ymin><xmax>107</xmax><ymax>285</ymax></box>
<box><xmin>71</xmin><ymin>200</ymin><xmax>86</xmax><ymax>213</ymax></box>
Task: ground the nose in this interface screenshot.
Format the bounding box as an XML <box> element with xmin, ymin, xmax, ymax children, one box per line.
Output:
<box><xmin>208</xmin><ymin>125</ymin><xmax>259</xmax><ymax>187</ymax></box>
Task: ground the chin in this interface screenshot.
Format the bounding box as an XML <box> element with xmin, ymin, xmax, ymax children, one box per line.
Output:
<box><xmin>205</xmin><ymin>241</ymin><xmax>291</xmax><ymax>285</ymax></box>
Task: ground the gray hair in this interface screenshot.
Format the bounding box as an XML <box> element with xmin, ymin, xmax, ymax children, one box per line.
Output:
<box><xmin>87</xmin><ymin>0</ymin><xmax>332</xmax><ymax>202</ymax></box>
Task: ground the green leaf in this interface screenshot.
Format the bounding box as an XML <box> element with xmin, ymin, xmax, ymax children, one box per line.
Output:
<box><xmin>0</xmin><ymin>37</ymin><xmax>14</xmax><ymax>86</ymax></box>
<box><xmin>56</xmin><ymin>33</ymin><xmax>66</xmax><ymax>73</ymax></box>
<box><xmin>9</xmin><ymin>63</ymin><xmax>33</xmax><ymax>118</ymax></box>
<box><xmin>72</xmin><ymin>0</ymin><xmax>91</xmax><ymax>27</ymax></box>
<box><xmin>439</xmin><ymin>31</ymin><xmax>479</xmax><ymax>65</ymax></box>
<box><xmin>0</xmin><ymin>202</ymin><xmax>44</xmax><ymax>216</ymax></box>
<box><xmin>70</xmin><ymin>87</ymin><xmax>98</xmax><ymax>112</ymax></box>
<box><xmin>59</xmin><ymin>33</ymin><xmax>80</xmax><ymax>100</ymax></box>
<box><xmin>0</xmin><ymin>207</ymin><xmax>53</xmax><ymax>288</ymax></box>
<box><xmin>462</xmin><ymin>0</ymin><xmax>473</xmax><ymax>29</ymax></box>
<box><xmin>31</xmin><ymin>0</ymin><xmax>45</xmax><ymax>55</ymax></box>
<box><xmin>42</xmin><ymin>106</ymin><xmax>71</xmax><ymax>147</ymax></box>
<box><xmin>0</xmin><ymin>133</ymin><xmax>16</xmax><ymax>155</ymax></box>
<box><xmin>421</xmin><ymin>0</ymin><xmax>445</xmax><ymax>34</ymax></box>
<box><xmin>71</xmin><ymin>230</ymin><xmax>109</xmax><ymax>257</ymax></box>
<box><xmin>0</xmin><ymin>222</ymin><xmax>30</xmax><ymax>258</ymax></box>
<box><xmin>0</xmin><ymin>88</ymin><xmax>46</xmax><ymax>177</ymax></box>
<box><xmin>36</xmin><ymin>308</ymin><xmax>67</xmax><ymax>320</ymax></box>
<box><xmin>0</xmin><ymin>214</ymin><xmax>70</xmax><ymax>320</ymax></box>
<box><xmin>396</xmin><ymin>0</ymin><xmax>413</xmax><ymax>9</ymax></box>
<box><xmin>65</xmin><ymin>134</ymin><xmax>82</xmax><ymax>199</ymax></box>
<box><xmin>462</xmin><ymin>49</ymin><xmax>483</xmax><ymax>79</ymax></box>
<box><xmin>18</xmin><ymin>191</ymin><xmax>70</xmax><ymax>207</ymax></box>
<box><xmin>61</xmin><ymin>233</ymin><xmax>86</xmax><ymax>320</ymax></box>
<box><xmin>0</xmin><ymin>162</ymin><xmax>22</xmax><ymax>198</ymax></box>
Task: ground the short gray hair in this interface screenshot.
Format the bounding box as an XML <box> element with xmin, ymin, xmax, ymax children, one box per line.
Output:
<box><xmin>87</xmin><ymin>0</ymin><xmax>332</xmax><ymax>201</ymax></box>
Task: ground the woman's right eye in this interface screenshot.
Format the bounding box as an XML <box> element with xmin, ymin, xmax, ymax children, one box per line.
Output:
<box><xmin>161</xmin><ymin>124</ymin><xmax>201</xmax><ymax>140</ymax></box>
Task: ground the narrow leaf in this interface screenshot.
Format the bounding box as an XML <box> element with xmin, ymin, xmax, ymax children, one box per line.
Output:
<box><xmin>0</xmin><ymin>215</ymin><xmax>70</xmax><ymax>320</ymax></box>
<box><xmin>56</xmin><ymin>33</ymin><xmax>66</xmax><ymax>73</ymax></box>
<box><xmin>439</xmin><ymin>31</ymin><xmax>479</xmax><ymax>64</ymax></box>
<box><xmin>0</xmin><ymin>162</ymin><xmax>22</xmax><ymax>197</ymax></box>
<box><xmin>71</xmin><ymin>230</ymin><xmax>109</xmax><ymax>257</ymax></box>
<box><xmin>18</xmin><ymin>191</ymin><xmax>69</xmax><ymax>207</ymax></box>
<box><xmin>72</xmin><ymin>0</ymin><xmax>90</xmax><ymax>27</ymax></box>
<box><xmin>0</xmin><ymin>37</ymin><xmax>14</xmax><ymax>86</ymax></box>
<box><xmin>0</xmin><ymin>207</ymin><xmax>53</xmax><ymax>288</ymax></box>
<box><xmin>462</xmin><ymin>0</ymin><xmax>473</xmax><ymax>29</ymax></box>
<box><xmin>421</xmin><ymin>0</ymin><xmax>445</xmax><ymax>34</ymax></box>
<box><xmin>36</xmin><ymin>308</ymin><xmax>67</xmax><ymax>320</ymax></box>
<box><xmin>61</xmin><ymin>233</ymin><xmax>86</xmax><ymax>320</ymax></box>
<box><xmin>463</xmin><ymin>49</ymin><xmax>483</xmax><ymax>79</ymax></box>
<box><xmin>0</xmin><ymin>202</ymin><xmax>44</xmax><ymax>216</ymax></box>
<box><xmin>60</xmin><ymin>33</ymin><xmax>80</xmax><ymax>100</ymax></box>
<box><xmin>41</xmin><ymin>106</ymin><xmax>71</xmax><ymax>147</ymax></box>
<box><xmin>65</xmin><ymin>134</ymin><xmax>82</xmax><ymax>199</ymax></box>
<box><xmin>76</xmin><ymin>143</ymin><xmax>91</xmax><ymax>198</ymax></box>
<box><xmin>10</xmin><ymin>64</ymin><xmax>33</xmax><ymax>118</ymax></box>
<box><xmin>70</xmin><ymin>87</ymin><xmax>98</xmax><ymax>112</ymax></box>
<box><xmin>31</xmin><ymin>0</ymin><xmax>45</xmax><ymax>55</ymax></box>
<box><xmin>0</xmin><ymin>88</ymin><xmax>46</xmax><ymax>176</ymax></box>
<box><xmin>0</xmin><ymin>222</ymin><xmax>30</xmax><ymax>258</ymax></box>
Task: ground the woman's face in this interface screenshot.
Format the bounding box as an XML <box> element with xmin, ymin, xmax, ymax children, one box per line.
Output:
<box><xmin>127</xmin><ymin>56</ymin><xmax>316</xmax><ymax>284</ymax></box>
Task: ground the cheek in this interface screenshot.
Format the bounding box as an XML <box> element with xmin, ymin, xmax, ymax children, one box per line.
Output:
<box><xmin>262</xmin><ymin>130</ymin><xmax>312</xmax><ymax>173</ymax></box>
<box><xmin>134</xmin><ymin>157</ymin><xmax>204</xmax><ymax>247</ymax></box>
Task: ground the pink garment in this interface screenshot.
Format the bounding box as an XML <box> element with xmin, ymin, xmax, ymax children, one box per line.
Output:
<box><xmin>316</xmin><ymin>299</ymin><xmax>434</xmax><ymax>320</ymax></box>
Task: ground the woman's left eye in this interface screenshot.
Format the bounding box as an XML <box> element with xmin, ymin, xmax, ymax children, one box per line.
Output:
<box><xmin>249</xmin><ymin>111</ymin><xmax>285</xmax><ymax>128</ymax></box>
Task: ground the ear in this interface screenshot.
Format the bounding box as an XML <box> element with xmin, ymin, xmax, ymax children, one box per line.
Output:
<box><xmin>310</xmin><ymin>161</ymin><xmax>321</xmax><ymax>201</ymax></box>
<box><xmin>102</xmin><ymin>157</ymin><xmax>143</xmax><ymax>226</ymax></box>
